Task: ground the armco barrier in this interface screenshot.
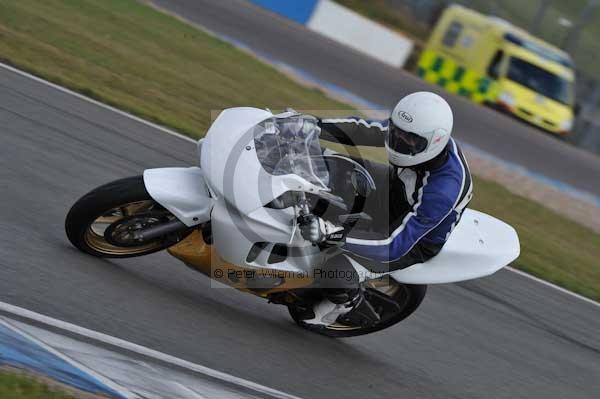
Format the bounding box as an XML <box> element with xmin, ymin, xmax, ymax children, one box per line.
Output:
<box><xmin>308</xmin><ymin>0</ymin><xmax>413</xmax><ymax>67</ymax></box>
<box><xmin>248</xmin><ymin>0</ymin><xmax>413</xmax><ymax>68</ymax></box>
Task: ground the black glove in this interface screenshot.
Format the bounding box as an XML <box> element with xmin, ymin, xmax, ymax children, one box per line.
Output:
<box><xmin>298</xmin><ymin>214</ymin><xmax>345</xmax><ymax>245</ymax></box>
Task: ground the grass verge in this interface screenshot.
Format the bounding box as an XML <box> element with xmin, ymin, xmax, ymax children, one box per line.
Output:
<box><xmin>472</xmin><ymin>176</ymin><xmax>600</xmax><ymax>300</ymax></box>
<box><xmin>0</xmin><ymin>0</ymin><xmax>598</xmax><ymax>304</ymax></box>
<box><xmin>0</xmin><ymin>0</ymin><xmax>352</xmax><ymax>137</ymax></box>
<box><xmin>0</xmin><ymin>371</ymin><xmax>75</xmax><ymax>399</ymax></box>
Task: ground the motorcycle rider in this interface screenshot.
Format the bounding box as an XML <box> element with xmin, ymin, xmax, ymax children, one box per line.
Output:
<box><xmin>299</xmin><ymin>91</ymin><xmax>473</xmax><ymax>326</ymax></box>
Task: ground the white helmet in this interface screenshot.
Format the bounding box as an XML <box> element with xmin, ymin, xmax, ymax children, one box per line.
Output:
<box><xmin>386</xmin><ymin>92</ymin><xmax>453</xmax><ymax>167</ymax></box>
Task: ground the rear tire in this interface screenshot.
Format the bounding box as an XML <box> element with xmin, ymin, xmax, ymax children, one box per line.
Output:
<box><xmin>289</xmin><ymin>282</ymin><xmax>427</xmax><ymax>338</ymax></box>
<box><xmin>65</xmin><ymin>176</ymin><xmax>188</xmax><ymax>258</ymax></box>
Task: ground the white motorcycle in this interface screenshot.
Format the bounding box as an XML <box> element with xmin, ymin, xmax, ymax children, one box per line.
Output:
<box><xmin>65</xmin><ymin>107</ymin><xmax>520</xmax><ymax>337</ymax></box>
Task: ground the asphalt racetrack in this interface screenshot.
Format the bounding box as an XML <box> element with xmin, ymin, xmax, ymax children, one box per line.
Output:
<box><xmin>1</xmin><ymin>62</ymin><xmax>600</xmax><ymax>398</ymax></box>
<box><xmin>150</xmin><ymin>0</ymin><xmax>600</xmax><ymax>200</ymax></box>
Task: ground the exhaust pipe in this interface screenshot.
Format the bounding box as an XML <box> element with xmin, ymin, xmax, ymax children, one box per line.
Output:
<box><xmin>133</xmin><ymin>219</ymin><xmax>188</xmax><ymax>242</ymax></box>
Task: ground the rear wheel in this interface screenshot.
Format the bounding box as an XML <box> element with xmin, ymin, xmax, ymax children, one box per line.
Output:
<box><xmin>65</xmin><ymin>176</ymin><xmax>190</xmax><ymax>258</ymax></box>
<box><xmin>289</xmin><ymin>279</ymin><xmax>427</xmax><ymax>337</ymax></box>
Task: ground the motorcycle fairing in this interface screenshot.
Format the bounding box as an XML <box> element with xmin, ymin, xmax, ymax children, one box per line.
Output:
<box><xmin>143</xmin><ymin>167</ymin><xmax>213</xmax><ymax>227</ymax></box>
<box><xmin>200</xmin><ymin>107</ymin><xmax>327</xmax><ymax>215</ymax></box>
<box><xmin>390</xmin><ymin>209</ymin><xmax>520</xmax><ymax>283</ymax></box>
<box><xmin>210</xmin><ymin>199</ymin><xmax>323</xmax><ymax>271</ymax></box>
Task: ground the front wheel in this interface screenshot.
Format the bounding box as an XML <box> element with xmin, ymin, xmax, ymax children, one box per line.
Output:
<box><xmin>65</xmin><ymin>176</ymin><xmax>190</xmax><ymax>258</ymax></box>
<box><xmin>289</xmin><ymin>279</ymin><xmax>427</xmax><ymax>337</ymax></box>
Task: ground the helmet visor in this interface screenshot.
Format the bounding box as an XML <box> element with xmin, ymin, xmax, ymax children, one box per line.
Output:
<box><xmin>386</xmin><ymin>121</ymin><xmax>429</xmax><ymax>155</ymax></box>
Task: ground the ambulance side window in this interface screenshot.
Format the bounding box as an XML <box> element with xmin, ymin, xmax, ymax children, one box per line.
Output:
<box><xmin>487</xmin><ymin>50</ymin><xmax>504</xmax><ymax>79</ymax></box>
<box><xmin>442</xmin><ymin>21</ymin><xmax>463</xmax><ymax>47</ymax></box>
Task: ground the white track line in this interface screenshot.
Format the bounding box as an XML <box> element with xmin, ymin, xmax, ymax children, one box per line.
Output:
<box><xmin>1</xmin><ymin>63</ymin><xmax>598</xmax><ymax>309</ymax></box>
<box><xmin>0</xmin><ymin>318</ymin><xmax>138</xmax><ymax>399</ymax></box>
<box><xmin>0</xmin><ymin>302</ymin><xmax>301</xmax><ymax>399</ymax></box>
<box><xmin>506</xmin><ymin>267</ymin><xmax>599</xmax><ymax>308</ymax></box>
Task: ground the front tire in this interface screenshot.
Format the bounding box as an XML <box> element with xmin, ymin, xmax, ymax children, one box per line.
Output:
<box><xmin>65</xmin><ymin>176</ymin><xmax>188</xmax><ymax>258</ymax></box>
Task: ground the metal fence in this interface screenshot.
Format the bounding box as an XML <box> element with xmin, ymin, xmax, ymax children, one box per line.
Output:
<box><xmin>572</xmin><ymin>78</ymin><xmax>600</xmax><ymax>153</ymax></box>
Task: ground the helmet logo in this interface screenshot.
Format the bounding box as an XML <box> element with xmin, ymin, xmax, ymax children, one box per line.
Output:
<box><xmin>398</xmin><ymin>111</ymin><xmax>413</xmax><ymax>123</ymax></box>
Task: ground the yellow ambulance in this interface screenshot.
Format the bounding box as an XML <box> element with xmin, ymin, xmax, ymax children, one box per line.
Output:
<box><xmin>417</xmin><ymin>4</ymin><xmax>576</xmax><ymax>135</ymax></box>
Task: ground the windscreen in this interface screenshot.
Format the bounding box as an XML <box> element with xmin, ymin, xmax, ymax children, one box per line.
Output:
<box><xmin>253</xmin><ymin>115</ymin><xmax>329</xmax><ymax>189</ymax></box>
<box><xmin>503</xmin><ymin>33</ymin><xmax>573</xmax><ymax>68</ymax></box>
<box><xmin>506</xmin><ymin>57</ymin><xmax>573</xmax><ymax>106</ymax></box>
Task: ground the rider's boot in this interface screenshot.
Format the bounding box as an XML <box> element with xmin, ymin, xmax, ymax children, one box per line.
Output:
<box><xmin>304</xmin><ymin>288</ymin><xmax>380</xmax><ymax>326</ymax></box>
<box><xmin>303</xmin><ymin>253</ymin><xmax>380</xmax><ymax>326</ymax></box>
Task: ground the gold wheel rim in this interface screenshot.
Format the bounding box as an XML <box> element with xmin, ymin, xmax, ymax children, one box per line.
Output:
<box><xmin>83</xmin><ymin>201</ymin><xmax>166</xmax><ymax>256</ymax></box>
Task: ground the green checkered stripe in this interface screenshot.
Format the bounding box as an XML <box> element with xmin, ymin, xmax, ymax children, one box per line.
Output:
<box><xmin>417</xmin><ymin>49</ymin><xmax>498</xmax><ymax>103</ymax></box>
